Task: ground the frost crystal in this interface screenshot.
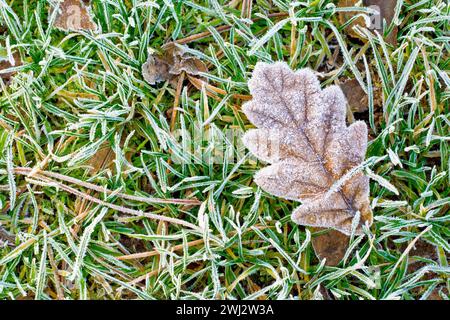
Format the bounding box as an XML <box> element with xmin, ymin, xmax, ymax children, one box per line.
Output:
<box><xmin>242</xmin><ymin>62</ymin><xmax>372</xmax><ymax>236</ymax></box>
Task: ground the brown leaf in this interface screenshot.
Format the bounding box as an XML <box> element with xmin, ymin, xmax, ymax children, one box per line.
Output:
<box><xmin>311</xmin><ymin>228</ymin><xmax>349</xmax><ymax>266</ymax></box>
<box><xmin>317</xmin><ymin>285</ymin><xmax>334</xmax><ymax>300</ymax></box>
<box><xmin>86</xmin><ymin>143</ymin><xmax>115</xmax><ymax>174</ymax></box>
<box><xmin>52</xmin><ymin>0</ymin><xmax>97</xmax><ymax>32</ymax></box>
<box><xmin>364</xmin><ymin>0</ymin><xmax>398</xmax><ymax>45</ymax></box>
<box><xmin>340</xmin><ymin>74</ymin><xmax>384</xmax><ymax>119</ymax></box>
<box><xmin>0</xmin><ymin>51</ymin><xmax>21</xmax><ymax>85</ymax></box>
<box><xmin>338</xmin><ymin>0</ymin><xmax>398</xmax><ymax>45</ymax></box>
<box><xmin>142</xmin><ymin>55</ymin><xmax>171</xmax><ymax>85</ymax></box>
<box><xmin>142</xmin><ymin>42</ymin><xmax>208</xmax><ymax>86</ymax></box>
<box><xmin>0</xmin><ymin>224</ymin><xmax>15</xmax><ymax>247</ymax></box>
<box><xmin>242</xmin><ymin>62</ymin><xmax>372</xmax><ymax>246</ymax></box>
<box><xmin>340</xmin><ymin>78</ymin><xmax>369</xmax><ymax>113</ymax></box>
<box><xmin>338</xmin><ymin>0</ymin><xmax>365</xmax><ymax>39</ymax></box>
<box><xmin>404</xmin><ymin>239</ymin><xmax>449</xmax><ymax>299</ymax></box>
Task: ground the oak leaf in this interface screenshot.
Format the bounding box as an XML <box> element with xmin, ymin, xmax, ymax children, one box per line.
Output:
<box><xmin>242</xmin><ymin>62</ymin><xmax>373</xmax><ymax>238</ymax></box>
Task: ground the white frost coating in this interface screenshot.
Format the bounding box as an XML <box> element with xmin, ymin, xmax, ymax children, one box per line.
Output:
<box><xmin>242</xmin><ymin>62</ymin><xmax>372</xmax><ymax>236</ymax></box>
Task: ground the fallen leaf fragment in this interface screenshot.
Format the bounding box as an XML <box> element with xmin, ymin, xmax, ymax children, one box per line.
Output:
<box><xmin>0</xmin><ymin>225</ymin><xmax>15</xmax><ymax>247</ymax></box>
<box><xmin>340</xmin><ymin>78</ymin><xmax>369</xmax><ymax>113</ymax></box>
<box><xmin>311</xmin><ymin>228</ymin><xmax>349</xmax><ymax>266</ymax></box>
<box><xmin>142</xmin><ymin>43</ymin><xmax>208</xmax><ymax>87</ymax></box>
<box><xmin>52</xmin><ymin>0</ymin><xmax>97</xmax><ymax>32</ymax></box>
<box><xmin>142</xmin><ymin>55</ymin><xmax>171</xmax><ymax>85</ymax></box>
<box><xmin>338</xmin><ymin>0</ymin><xmax>364</xmax><ymax>37</ymax></box>
<box><xmin>338</xmin><ymin>0</ymin><xmax>398</xmax><ymax>45</ymax></box>
<box><xmin>364</xmin><ymin>0</ymin><xmax>398</xmax><ymax>45</ymax></box>
<box><xmin>405</xmin><ymin>239</ymin><xmax>448</xmax><ymax>299</ymax></box>
<box><xmin>242</xmin><ymin>62</ymin><xmax>373</xmax><ymax>265</ymax></box>
<box><xmin>0</xmin><ymin>51</ymin><xmax>21</xmax><ymax>85</ymax></box>
<box><xmin>86</xmin><ymin>143</ymin><xmax>115</xmax><ymax>175</ymax></box>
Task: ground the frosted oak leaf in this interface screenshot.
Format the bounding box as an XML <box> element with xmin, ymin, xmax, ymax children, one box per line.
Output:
<box><xmin>242</xmin><ymin>62</ymin><xmax>372</xmax><ymax>236</ymax></box>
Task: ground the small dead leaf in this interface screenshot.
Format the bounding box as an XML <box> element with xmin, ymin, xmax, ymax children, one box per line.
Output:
<box><xmin>338</xmin><ymin>0</ymin><xmax>398</xmax><ymax>45</ymax></box>
<box><xmin>0</xmin><ymin>51</ymin><xmax>21</xmax><ymax>85</ymax></box>
<box><xmin>405</xmin><ymin>239</ymin><xmax>449</xmax><ymax>300</ymax></box>
<box><xmin>427</xmin><ymin>286</ymin><xmax>448</xmax><ymax>300</ymax></box>
<box><xmin>311</xmin><ymin>228</ymin><xmax>349</xmax><ymax>266</ymax></box>
<box><xmin>340</xmin><ymin>78</ymin><xmax>369</xmax><ymax>113</ymax></box>
<box><xmin>0</xmin><ymin>225</ymin><xmax>15</xmax><ymax>247</ymax></box>
<box><xmin>86</xmin><ymin>143</ymin><xmax>115</xmax><ymax>175</ymax></box>
<box><xmin>52</xmin><ymin>0</ymin><xmax>97</xmax><ymax>32</ymax></box>
<box><xmin>338</xmin><ymin>0</ymin><xmax>363</xmax><ymax>37</ymax></box>
<box><xmin>142</xmin><ymin>55</ymin><xmax>171</xmax><ymax>85</ymax></box>
<box><xmin>242</xmin><ymin>62</ymin><xmax>372</xmax><ymax>264</ymax></box>
<box><xmin>408</xmin><ymin>239</ymin><xmax>438</xmax><ymax>262</ymax></box>
<box><xmin>73</xmin><ymin>142</ymin><xmax>115</xmax><ymax>234</ymax></box>
<box><xmin>142</xmin><ymin>42</ymin><xmax>208</xmax><ymax>87</ymax></box>
<box><xmin>406</xmin><ymin>239</ymin><xmax>439</xmax><ymax>277</ymax></box>
<box><xmin>340</xmin><ymin>76</ymin><xmax>383</xmax><ymax>118</ymax></box>
<box><xmin>364</xmin><ymin>0</ymin><xmax>398</xmax><ymax>45</ymax></box>
<box><xmin>119</xmin><ymin>234</ymin><xmax>147</xmax><ymax>254</ymax></box>
<box><xmin>318</xmin><ymin>284</ymin><xmax>334</xmax><ymax>300</ymax></box>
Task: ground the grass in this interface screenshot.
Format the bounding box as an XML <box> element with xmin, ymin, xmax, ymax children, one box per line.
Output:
<box><xmin>0</xmin><ymin>0</ymin><xmax>449</xmax><ymax>300</ymax></box>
